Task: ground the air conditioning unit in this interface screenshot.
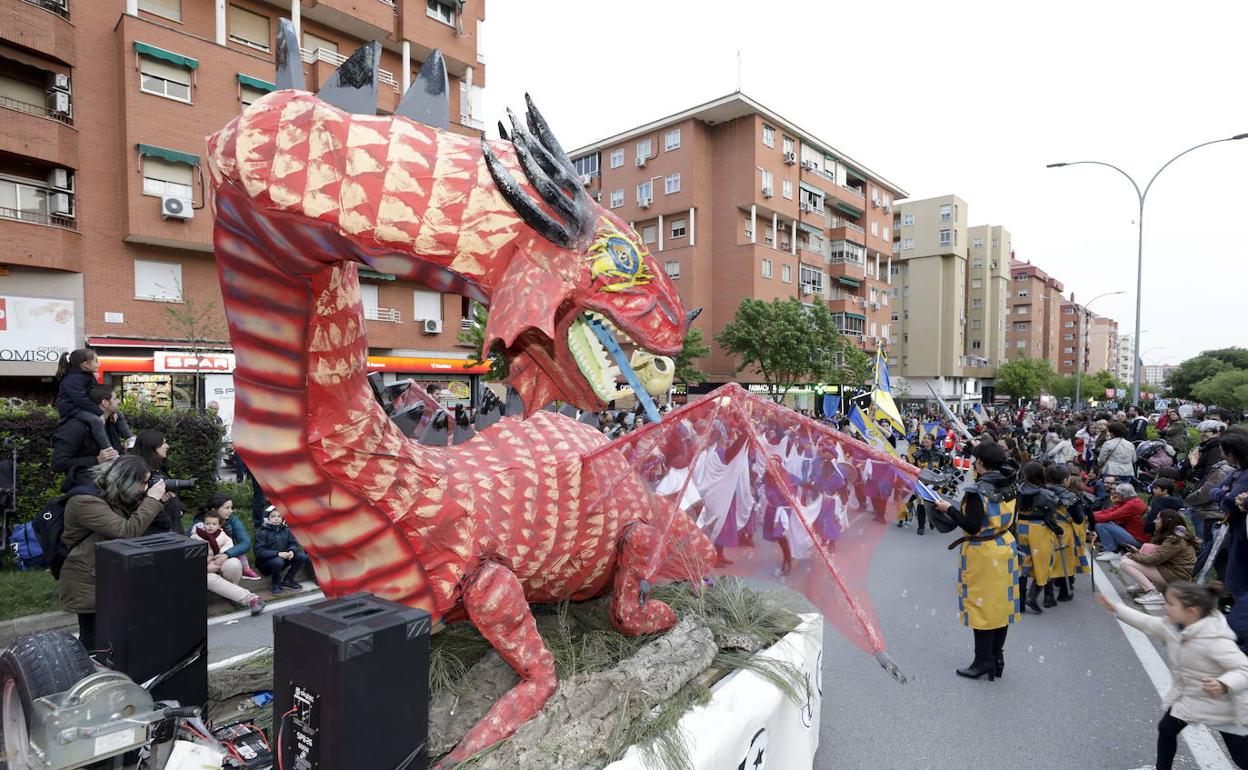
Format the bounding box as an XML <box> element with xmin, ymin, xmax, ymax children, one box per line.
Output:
<box><xmin>783</xmin><ymin>151</ymin><xmax>797</xmax><ymax>165</ymax></box>
<box><xmin>884</xmin><ymin>204</ymin><xmax>891</xmax><ymax>213</ymax></box>
<box><xmin>872</xmin><ymin>198</ymin><xmax>880</xmax><ymax>207</ymax></box>
<box><xmin>761</xmin><ymin>186</ymin><xmax>773</xmax><ymax>198</ymax></box>
<box><xmin>48</xmin><ymin>168</ymin><xmax>71</xmax><ymax>190</ymax></box>
<box><xmin>594</xmin><ymin>192</ymin><xmax>602</xmax><ymax>202</ymax></box>
<box><xmin>161</xmin><ymin>195</ymin><xmax>193</xmax><ymax>220</ymax></box>
<box><xmin>638</xmin><ymin>197</ymin><xmax>651</xmax><ymax>209</ymax></box>
<box><xmin>49</xmin><ymin>192</ymin><xmax>73</xmax><ymax>217</ymax></box>
<box><xmin>579</xmin><ymin>173</ymin><xmax>593</xmax><ymax>186</ymax></box>
<box><xmin>799</xmin><ymin>202</ymin><xmax>813</xmax><ymax>212</ymax></box>
<box><xmin>870</xmin><ymin>301</ymin><xmax>880</xmax><ymax>310</ymax></box>
<box><xmin>635</xmin><ymin>156</ymin><xmax>647</xmax><ymax>167</ymax></box>
<box><xmin>52</xmin><ymin>73</ymin><xmax>70</xmax><ymax>92</ymax></box>
<box><xmin>48</xmin><ymin>90</ymin><xmax>70</xmax><ymax>115</ymax></box>
<box><xmin>800</xmin><ymin>160</ymin><xmax>816</xmax><ymax>171</ymax></box>
<box><xmin>421</xmin><ymin>318</ymin><xmax>443</xmax><ymax>334</ymax></box>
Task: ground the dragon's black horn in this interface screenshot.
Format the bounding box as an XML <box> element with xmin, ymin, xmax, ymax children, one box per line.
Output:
<box><xmin>395</xmin><ymin>49</ymin><xmax>448</xmax><ymax>128</ymax></box>
<box><xmin>497</xmin><ymin>121</ymin><xmax>510</xmax><ymax>142</ymax></box>
<box><xmin>274</xmin><ymin>19</ymin><xmax>304</xmax><ymax>91</ymax></box>
<box><xmin>485</xmin><ymin>96</ymin><xmax>594</xmax><ymax>249</ymax></box>
<box><xmin>316</xmin><ymin>41</ymin><xmax>381</xmax><ymax>115</ymax></box>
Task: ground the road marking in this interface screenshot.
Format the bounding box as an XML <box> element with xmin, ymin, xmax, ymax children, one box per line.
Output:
<box><xmin>208</xmin><ymin>647</ymin><xmax>271</xmax><ymax>672</ymax></box>
<box><xmin>1093</xmin><ymin>562</ymin><xmax>1234</xmax><ymax>770</ymax></box>
<box><xmin>207</xmin><ymin>589</ymin><xmax>325</xmax><ymax>627</ymax></box>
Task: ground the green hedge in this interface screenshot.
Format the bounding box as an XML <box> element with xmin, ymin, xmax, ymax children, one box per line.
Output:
<box><xmin>0</xmin><ymin>402</ymin><xmax>226</xmax><ymax>524</ymax></box>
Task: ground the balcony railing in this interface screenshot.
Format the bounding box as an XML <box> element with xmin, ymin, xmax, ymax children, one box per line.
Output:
<box><xmin>0</xmin><ymin>94</ymin><xmax>72</xmax><ymax>125</ymax></box>
<box><xmin>839</xmin><ymin>184</ymin><xmax>865</xmax><ymax>199</ymax></box>
<box><xmin>364</xmin><ymin>306</ymin><xmax>402</xmax><ymax>323</ymax></box>
<box><xmin>828</xmin><ymin>217</ymin><xmax>865</xmax><ymax>236</ymax></box>
<box><xmin>21</xmin><ymin>0</ymin><xmax>68</xmax><ymax>19</ymax></box>
<box><xmin>0</xmin><ymin>206</ymin><xmax>76</xmax><ymax>229</ymax></box>
<box><xmin>302</xmin><ymin>48</ymin><xmax>400</xmax><ymax>93</ymax></box>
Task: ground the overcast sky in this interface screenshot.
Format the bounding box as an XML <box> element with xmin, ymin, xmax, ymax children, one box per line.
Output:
<box><xmin>479</xmin><ymin>0</ymin><xmax>1246</xmax><ymax>368</ymax></box>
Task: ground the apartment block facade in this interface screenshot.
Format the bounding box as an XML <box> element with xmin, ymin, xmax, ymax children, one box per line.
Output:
<box><xmin>1006</xmin><ymin>259</ymin><xmax>1064</xmax><ymax>362</ymax></box>
<box><xmin>569</xmin><ymin>93</ymin><xmax>907</xmax><ymax>392</ymax></box>
<box><xmin>0</xmin><ymin>0</ymin><xmax>488</xmax><ymax>408</ymax></box>
<box><xmin>889</xmin><ymin>195</ymin><xmax>1011</xmax><ymax>403</ymax></box>
<box><xmin>1055</xmin><ymin>301</ymin><xmax>1119</xmax><ymax>377</ymax></box>
<box><xmin>1117</xmin><ymin>333</ymin><xmax>1135</xmax><ymax>385</ymax></box>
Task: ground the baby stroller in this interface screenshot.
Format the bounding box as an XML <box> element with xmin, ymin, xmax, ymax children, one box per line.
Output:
<box><xmin>1136</xmin><ymin>439</ymin><xmax>1176</xmax><ymax>485</ymax></box>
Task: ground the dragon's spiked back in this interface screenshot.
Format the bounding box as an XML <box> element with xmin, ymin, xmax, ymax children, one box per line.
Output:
<box><xmin>207</xmin><ymin>20</ymin><xmax>690</xmax><ymax>415</ymax></box>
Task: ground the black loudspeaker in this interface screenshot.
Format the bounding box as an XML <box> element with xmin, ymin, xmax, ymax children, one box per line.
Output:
<box><xmin>273</xmin><ymin>593</ymin><xmax>431</xmax><ymax>770</ymax></box>
<box><xmin>95</xmin><ymin>533</ymin><xmax>208</xmax><ymax>709</ymax></box>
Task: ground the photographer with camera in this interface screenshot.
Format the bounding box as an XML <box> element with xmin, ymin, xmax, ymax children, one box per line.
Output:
<box><xmin>132</xmin><ymin>430</ymin><xmax>196</xmax><ymax>536</ymax></box>
<box><xmin>60</xmin><ymin>456</ymin><xmax>165</xmax><ymax>649</ymax></box>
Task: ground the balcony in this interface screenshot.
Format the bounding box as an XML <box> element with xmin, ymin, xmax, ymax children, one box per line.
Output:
<box><xmin>3</xmin><ymin>0</ymin><xmax>75</xmax><ymax>64</ymax></box>
<box><xmin>0</xmin><ymin>93</ymin><xmax>71</xmax><ymax>126</ymax></box>
<box><xmin>0</xmin><ymin>213</ymin><xmax>80</xmax><ymax>272</ymax></box>
<box><xmin>364</xmin><ymin>306</ymin><xmax>402</xmax><ymax>323</ymax></box>
<box><xmin>828</xmin><ymin>217</ymin><xmax>866</xmax><ymax>245</ymax></box>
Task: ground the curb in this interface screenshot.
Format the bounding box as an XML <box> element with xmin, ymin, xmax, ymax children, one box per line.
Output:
<box><xmin>0</xmin><ymin>610</ymin><xmax>76</xmax><ymax>647</ymax></box>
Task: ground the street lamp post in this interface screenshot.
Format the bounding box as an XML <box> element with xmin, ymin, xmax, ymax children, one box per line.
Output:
<box><xmin>1074</xmin><ymin>291</ymin><xmax>1126</xmax><ymax>406</ymax></box>
<box><xmin>1047</xmin><ymin>133</ymin><xmax>1248</xmax><ymax>405</ymax></box>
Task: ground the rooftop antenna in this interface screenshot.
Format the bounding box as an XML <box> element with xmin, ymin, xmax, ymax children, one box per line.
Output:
<box><xmin>736</xmin><ymin>49</ymin><xmax>742</xmax><ymax>92</ymax></box>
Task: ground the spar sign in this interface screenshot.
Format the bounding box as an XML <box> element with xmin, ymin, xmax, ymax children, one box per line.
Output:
<box><xmin>154</xmin><ymin>351</ymin><xmax>236</xmax><ymax>373</ymax></box>
<box><xmin>0</xmin><ymin>295</ymin><xmax>75</xmax><ymax>364</ymax></box>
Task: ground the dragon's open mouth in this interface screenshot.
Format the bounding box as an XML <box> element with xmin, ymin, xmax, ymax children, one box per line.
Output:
<box><xmin>568</xmin><ymin>313</ymin><xmax>674</xmax><ymax>406</ymax></box>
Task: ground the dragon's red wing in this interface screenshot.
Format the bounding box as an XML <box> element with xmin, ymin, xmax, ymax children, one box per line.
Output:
<box><xmin>592</xmin><ymin>384</ymin><xmax>918</xmax><ymax>659</ymax></box>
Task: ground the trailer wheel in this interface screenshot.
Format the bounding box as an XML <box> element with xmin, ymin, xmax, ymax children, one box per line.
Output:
<box><xmin>0</xmin><ymin>630</ymin><xmax>94</xmax><ymax>769</ymax></box>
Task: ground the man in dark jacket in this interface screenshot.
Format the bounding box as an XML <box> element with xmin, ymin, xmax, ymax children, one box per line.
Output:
<box><xmin>51</xmin><ymin>385</ymin><xmax>123</xmax><ymax>492</ymax></box>
<box><xmin>253</xmin><ymin>505</ymin><xmax>309</xmax><ymax>594</ymax></box>
<box><xmin>1127</xmin><ymin>407</ymin><xmax>1150</xmax><ymax>443</ymax></box>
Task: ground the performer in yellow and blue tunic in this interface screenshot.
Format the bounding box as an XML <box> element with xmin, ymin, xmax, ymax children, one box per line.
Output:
<box><xmin>901</xmin><ymin>434</ymin><xmax>948</xmax><ymax>534</ymax></box>
<box><xmin>1015</xmin><ymin>461</ymin><xmax>1063</xmax><ymax>613</ymax></box>
<box><xmin>933</xmin><ymin>443</ymin><xmax>1020</xmax><ymax>682</ymax></box>
<box><xmin>1046</xmin><ymin>463</ymin><xmax>1090</xmax><ymax>600</ymax></box>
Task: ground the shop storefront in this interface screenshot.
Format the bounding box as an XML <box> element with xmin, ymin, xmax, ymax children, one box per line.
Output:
<box><xmin>0</xmin><ymin>293</ymin><xmax>79</xmax><ymax>397</ymax></box>
<box><xmin>93</xmin><ymin>342</ymin><xmax>491</xmax><ymax>434</ymax></box>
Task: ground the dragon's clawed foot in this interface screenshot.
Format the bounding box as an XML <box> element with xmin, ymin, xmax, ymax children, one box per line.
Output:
<box><xmin>441</xmin><ymin>561</ymin><xmax>557</xmax><ymax>765</ymax></box>
<box><xmin>610</xmin><ymin>523</ymin><xmax>678</xmax><ymax>636</ymax></box>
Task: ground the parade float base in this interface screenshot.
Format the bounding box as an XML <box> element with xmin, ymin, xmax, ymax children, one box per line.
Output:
<box><xmin>207</xmin><ymin>578</ymin><xmax>823</xmax><ymax>770</ymax></box>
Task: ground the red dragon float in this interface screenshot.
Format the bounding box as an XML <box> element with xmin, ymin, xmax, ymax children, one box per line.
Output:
<box><xmin>207</xmin><ymin>21</ymin><xmax>917</xmax><ymax>764</ymax></box>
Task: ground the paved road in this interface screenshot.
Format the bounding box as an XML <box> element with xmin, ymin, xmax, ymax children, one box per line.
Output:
<box><xmin>206</xmin><ymin>524</ymin><xmax>1226</xmax><ymax>769</ymax></box>
<box><xmin>815</xmin><ymin>521</ymin><xmax>1205</xmax><ymax>769</ymax></box>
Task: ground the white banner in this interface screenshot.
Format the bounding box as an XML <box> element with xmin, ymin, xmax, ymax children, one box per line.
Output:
<box><xmin>204</xmin><ymin>374</ymin><xmax>235</xmax><ymax>436</ymax></box>
<box><xmin>0</xmin><ymin>295</ymin><xmax>75</xmax><ymax>366</ymax></box>
<box><xmin>607</xmin><ymin>614</ymin><xmax>823</xmax><ymax>770</ymax></box>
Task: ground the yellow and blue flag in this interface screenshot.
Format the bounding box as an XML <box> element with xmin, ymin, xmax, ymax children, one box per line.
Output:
<box><xmin>848</xmin><ymin>405</ymin><xmax>899</xmax><ymax>457</ymax></box>
<box><xmin>870</xmin><ymin>349</ymin><xmax>905</xmax><ymax>434</ymax></box>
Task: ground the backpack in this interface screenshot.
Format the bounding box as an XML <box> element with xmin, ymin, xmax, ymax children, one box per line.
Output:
<box><xmin>32</xmin><ymin>486</ymin><xmax>100</xmax><ymax>579</ymax></box>
<box><xmin>9</xmin><ymin>522</ymin><xmax>47</xmax><ymax>571</ymax></box>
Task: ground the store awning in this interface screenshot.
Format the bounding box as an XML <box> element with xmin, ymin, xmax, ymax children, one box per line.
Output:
<box><xmin>359</xmin><ymin>268</ymin><xmax>396</xmax><ymax>281</ymax></box>
<box><xmin>837</xmin><ymin>277</ymin><xmax>861</xmax><ymax>288</ymax></box>
<box><xmin>136</xmin><ymin>143</ymin><xmax>199</xmax><ymax>166</ymax></box>
<box><xmin>133</xmin><ymin>41</ymin><xmax>198</xmax><ymax>70</ymax></box>
<box><xmin>237</xmin><ymin>73</ymin><xmax>276</xmax><ymax>92</ymax></box>
<box><xmin>797</xmin><ymin>221</ymin><xmax>823</xmax><ymax>235</ymax></box>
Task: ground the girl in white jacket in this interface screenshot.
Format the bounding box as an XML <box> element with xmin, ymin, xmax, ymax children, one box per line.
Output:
<box><xmin>1097</xmin><ymin>581</ymin><xmax>1248</xmax><ymax>769</ymax></box>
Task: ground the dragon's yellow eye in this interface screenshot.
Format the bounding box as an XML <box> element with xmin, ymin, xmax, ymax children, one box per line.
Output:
<box><xmin>586</xmin><ymin>220</ymin><xmax>652</xmax><ymax>293</ymax></box>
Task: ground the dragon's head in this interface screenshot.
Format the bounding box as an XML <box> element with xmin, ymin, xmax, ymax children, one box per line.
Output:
<box><xmin>480</xmin><ymin>99</ymin><xmax>694</xmax><ymax>416</ymax></box>
<box><xmin>207</xmin><ymin>20</ymin><xmax>694</xmax><ymax>417</ymax></box>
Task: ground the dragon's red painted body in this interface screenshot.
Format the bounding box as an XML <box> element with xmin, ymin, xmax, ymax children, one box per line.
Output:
<box><xmin>207</xmin><ymin>49</ymin><xmax>916</xmax><ymax>762</ymax></box>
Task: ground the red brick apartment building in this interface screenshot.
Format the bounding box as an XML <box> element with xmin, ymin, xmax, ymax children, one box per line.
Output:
<box><xmin>1006</xmin><ymin>259</ymin><xmax>1064</xmax><ymax>363</ymax></box>
<box><xmin>1056</xmin><ymin>300</ymin><xmax>1118</xmax><ymax>377</ymax></box>
<box><xmin>0</xmin><ymin>0</ymin><xmax>486</xmax><ymax>409</ymax></box>
<box><xmin>569</xmin><ymin>93</ymin><xmax>906</xmax><ymax>394</ymax></box>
